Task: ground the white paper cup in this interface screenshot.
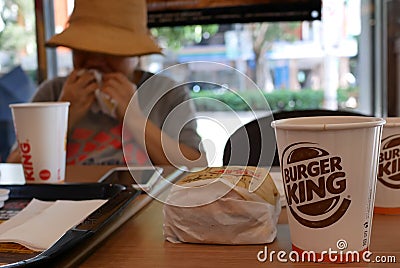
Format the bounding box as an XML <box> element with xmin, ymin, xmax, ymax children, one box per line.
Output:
<box><xmin>271</xmin><ymin>116</ymin><xmax>385</xmax><ymax>262</ymax></box>
<box><xmin>9</xmin><ymin>102</ymin><xmax>69</xmax><ymax>183</ymax></box>
<box><xmin>374</xmin><ymin>117</ymin><xmax>400</xmax><ymax>214</ymax></box>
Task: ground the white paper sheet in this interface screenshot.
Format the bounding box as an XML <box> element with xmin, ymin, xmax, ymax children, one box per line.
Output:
<box><xmin>0</xmin><ymin>198</ymin><xmax>107</xmax><ymax>251</ymax></box>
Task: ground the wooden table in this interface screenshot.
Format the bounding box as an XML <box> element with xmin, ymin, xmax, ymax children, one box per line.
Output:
<box><xmin>63</xmin><ymin>165</ymin><xmax>400</xmax><ymax>267</ymax></box>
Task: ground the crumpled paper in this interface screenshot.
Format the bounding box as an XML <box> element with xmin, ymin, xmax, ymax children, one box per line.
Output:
<box><xmin>77</xmin><ymin>69</ymin><xmax>119</xmax><ymax>118</ymax></box>
<box><xmin>163</xmin><ymin>166</ymin><xmax>281</xmax><ymax>244</ymax></box>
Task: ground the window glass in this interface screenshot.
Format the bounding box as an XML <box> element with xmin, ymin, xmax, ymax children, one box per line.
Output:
<box><xmin>51</xmin><ymin>0</ymin><xmax>370</xmax><ymax>166</ymax></box>
<box><xmin>0</xmin><ymin>0</ymin><xmax>37</xmax><ymax>82</ymax></box>
<box><xmin>0</xmin><ymin>0</ymin><xmax>37</xmax><ymax>162</ymax></box>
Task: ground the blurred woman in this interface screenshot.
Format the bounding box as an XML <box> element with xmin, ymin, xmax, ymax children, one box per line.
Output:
<box><xmin>7</xmin><ymin>0</ymin><xmax>207</xmax><ymax>168</ymax></box>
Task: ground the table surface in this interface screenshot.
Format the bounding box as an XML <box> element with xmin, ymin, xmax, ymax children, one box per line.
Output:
<box><xmin>49</xmin><ymin>166</ymin><xmax>400</xmax><ymax>267</ymax></box>
<box><xmin>61</xmin><ymin>166</ymin><xmax>400</xmax><ymax>268</ymax></box>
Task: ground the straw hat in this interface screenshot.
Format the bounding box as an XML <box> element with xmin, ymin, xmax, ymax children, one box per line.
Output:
<box><xmin>46</xmin><ymin>0</ymin><xmax>162</xmax><ymax>56</ymax></box>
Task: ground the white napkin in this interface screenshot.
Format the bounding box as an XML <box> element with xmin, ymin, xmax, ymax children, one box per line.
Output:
<box><xmin>0</xmin><ymin>198</ymin><xmax>107</xmax><ymax>251</ymax></box>
<box><xmin>90</xmin><ymin>69</ymin><xmax>119</xmax><ymax>118</ymax></box>
<box><xmin>77</xmin><ymin>69</ymin><xmax>119</xmax><ymax>118</ymax></box>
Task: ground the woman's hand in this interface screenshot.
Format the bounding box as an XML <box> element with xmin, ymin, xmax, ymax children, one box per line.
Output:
<box><xmin>100</xmin><ymin>72</ymin><xmax>207</xmax><ymax>168</ymax></box>
<box><xmin>58</xmin><ymin>70</ymin><xmax>98</xmax><ymax>128</ymax></box>
<box><xmin>101</xmin><ymin>73</ymin><xmax>138</xmax><ymax>121</ymax></box>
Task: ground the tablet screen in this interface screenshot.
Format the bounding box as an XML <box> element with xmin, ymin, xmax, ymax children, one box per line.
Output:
<box><xmin>99</xmin><ymin>167</ymin><xmax>163</xmax><ymax>189</ymax></box>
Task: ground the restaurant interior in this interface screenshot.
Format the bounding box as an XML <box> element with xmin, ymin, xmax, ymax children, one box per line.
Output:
<box><xmin>0</xmin><ymin>0</ymin><xmax>399</xmax><ymax>267</ymax></box>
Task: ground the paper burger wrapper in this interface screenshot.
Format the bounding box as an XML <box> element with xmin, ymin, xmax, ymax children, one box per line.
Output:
<box><xmin>163</xmin><ymin>166</ymin><xmax>281</xmax><ymax>244</ymax></box>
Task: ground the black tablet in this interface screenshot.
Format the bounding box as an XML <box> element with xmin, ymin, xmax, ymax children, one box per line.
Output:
<box><xmin>98</xmin><ymin>166</ymin><xmax>163</xmax><ymax>191</ymax></box>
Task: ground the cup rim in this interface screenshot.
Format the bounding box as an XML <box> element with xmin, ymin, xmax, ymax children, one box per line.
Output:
<box><xmin>9</xmin><ymin>102</ymin><xmax>70</xmax><ymax>108</ymax></box>
<box><xmin>271</xmin><ymin>116</ymin><xmax>386</xmax><ymax>130</ymax></box>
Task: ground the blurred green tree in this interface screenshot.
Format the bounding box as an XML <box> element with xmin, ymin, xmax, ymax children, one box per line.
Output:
<box><xmin>151</xmin><ymin>25</ymin><xmax>219</xmax><ymax>50</ymax></box>
<box><xmin>0</xmin><ymin>0</ymin><xmax>35</xmax><ymax>70</ymax></box>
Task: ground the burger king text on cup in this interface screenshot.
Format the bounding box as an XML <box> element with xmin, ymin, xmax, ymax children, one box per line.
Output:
<box><xmin>375</xmin><ymin>117</ymin><xmax>400</xmax><ymax>214</ymax></box>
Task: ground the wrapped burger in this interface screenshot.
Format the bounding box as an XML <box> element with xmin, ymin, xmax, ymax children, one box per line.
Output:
<box><xmin>163</xmin><ymin>166</ymin><xmax>281</xmax><ymax>244</ymax></box>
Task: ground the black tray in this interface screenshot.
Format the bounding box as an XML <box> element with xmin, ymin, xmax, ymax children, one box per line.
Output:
<box><xmin>0</xmin><ymin>183</ymin><xmax>140</xmax><ymax>267</ymax></box>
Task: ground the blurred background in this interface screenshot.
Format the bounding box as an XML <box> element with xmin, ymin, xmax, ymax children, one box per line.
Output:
<box><xmin>0</xmin><ymin>0</ymin><xmax>398</xmax><ymax>165</ymax></box>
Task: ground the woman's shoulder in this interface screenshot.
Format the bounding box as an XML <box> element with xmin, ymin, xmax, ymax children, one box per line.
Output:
<box><xmin>137</xmin><ymin>70</ymin><xmax>190</xmax><ymax>97</ymax></box>
<box><xmin>39</xmin><ymin>76</ymin><xmax>68</xmax><ymax>90</ymax></box>
<box><xmin>32</xmin><ymin>76</ymin><xmax>68</xmax><ymax>101</ymax></box>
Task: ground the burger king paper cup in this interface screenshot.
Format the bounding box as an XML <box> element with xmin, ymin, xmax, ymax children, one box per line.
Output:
<box><xmin>374</xmin><ymin>117</ymin><xmax>400</xmax><ymax>214</ymax></box>
<box><xmin>271</xmin><ymin>116</ymin><xmax>385</xmax><ymax>262</ymax></box>
<box><xmin>9</xmin><ymin>102</ymin><xmax>69</xmax><ymax>183</ymax></box>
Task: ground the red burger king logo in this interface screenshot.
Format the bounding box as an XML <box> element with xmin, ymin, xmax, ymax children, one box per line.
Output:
<box><xmin>281</xmin><ymin>142</ymin><xmax>351</xmax><ymax>228</ymax></box>
<box><xmin>378</xmin><ymin>134</ymin><xmax>400</xmax><ymax>189</ymax></box>
<box><xmin>39</xmin><ymin>169</ymin><xmax>51</xmax><ymax>180</ymax></box>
